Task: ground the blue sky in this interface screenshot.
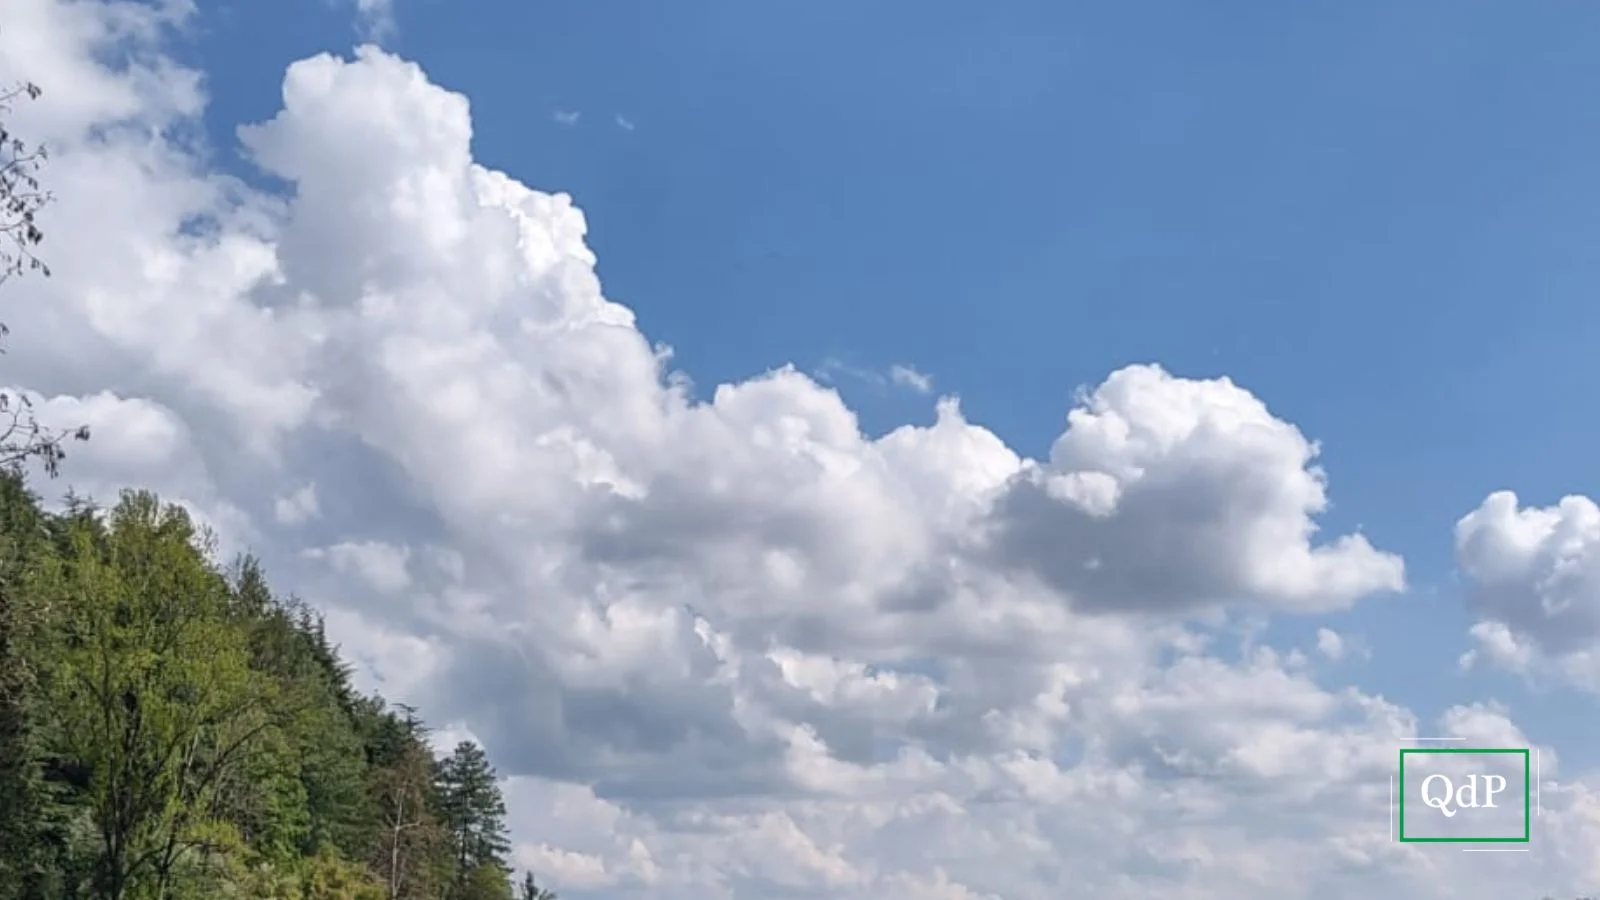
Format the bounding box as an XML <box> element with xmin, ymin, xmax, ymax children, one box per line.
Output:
<box><xmin>14</xmin><ymin>0</ymin><xmax>1600</xmax><ymax>894</ymax></box>
<box><xmin>193</xmin><ymin>0</ymin><xmax>1600</xmax><ymax>510</ymax></box>
<box><xmin>191</xmin><ymin>0</ymin><xmax>1600</xmax><ymax>747</ymax></box>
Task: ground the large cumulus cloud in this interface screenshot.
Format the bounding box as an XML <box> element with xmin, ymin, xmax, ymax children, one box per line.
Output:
<box><xmin>3</xmin><ymin>2</ymin><xmax>1596</xmax><ymax>897</ymax></box>
<box><xmin>987</xmin><ymin>365</ymin><xmax>1404</xmax><ymax>614</ymax></box>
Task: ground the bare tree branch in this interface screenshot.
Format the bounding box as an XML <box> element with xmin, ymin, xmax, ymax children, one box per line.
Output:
<box><xmin>0</xmin><ymin>82</ymin><xmax>51</xmax><ymax>288</ymax></box>
<box><xmin>0</xmin><ymin>80</ymin><xmax>88</xmax><ymax>477</ymax></box>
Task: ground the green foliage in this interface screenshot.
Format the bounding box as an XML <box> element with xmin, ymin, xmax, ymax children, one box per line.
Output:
<box><xmin>301</xmin><ymin>851</ymin><xmax>388</xmax><ymax>900</ymax></box>
<box><xmin>369</xmin><ymin>738</ymin><xmax>444</xmax><ymax>899</ymax></box>
<box><xmin>457</xmin><ymin>863</ymin><xmax>514</xmax><ymax>900</ymax></box>
<box><xmin>38</xmin><ymin>493</ymin><xmax>281</xmax><ymax>898</ymax></box>
<box><xmin>0</xmin><ymin>474</ymin><xmax>57</xmax><ymax>898</ymax></box>
<box><xmin>0</xmin><ymin>481</ymin><xmax>549</xmax><ymax>899</ymax></box>
<box><xmin>517</xmin><ymin>872</ymin><xmax>559</xmax><ymax>900</ymax></box>
<box><xmin>435</xmin><ymin>741</ymin><xmax>512</xmax><ymax>898</ymax></box>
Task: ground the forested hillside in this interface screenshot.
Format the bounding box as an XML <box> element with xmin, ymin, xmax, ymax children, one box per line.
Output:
<box><xmin>0</xmin><ymin>481</ymin><xmax>553</xmax><ymax>899</ymax></box>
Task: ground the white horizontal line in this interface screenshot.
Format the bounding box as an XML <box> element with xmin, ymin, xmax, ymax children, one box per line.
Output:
<box><xmin>1461</xmin><ymin>847</ymin><xmax>1529</xmax><ymax>852</ymax></box>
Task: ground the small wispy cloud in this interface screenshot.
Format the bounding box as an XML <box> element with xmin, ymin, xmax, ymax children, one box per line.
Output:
<box><xmin>815</xmin><ymin>358</ymin><xmax>871</xmax><ymax>387</ymax></box>
<box><xmin>343</xmin><ymin>0</ymin><xmax>396</xmax><ymax>42</ymax></box>
<box><xmin>553</xmin><ymin>109</ymin><xmax>581</xmax><ymax>126</ymax></box>
<box><xmin>615</xmin><ymin>114</ymin><xmax>635</xmax><ymax>131</ymax></box>
<box><xmin>816</xmin><ymin>359</ymin><xmax>935</xmax><ymax>396</ymax></box>
<box><xmin>888</xmin><ymin>364</ymin><xmax>933</xmax><ymax>394</ymax></box>
<box><xmin>1314</xmin><ymin>627</ymin><xmax>1373</xmax><ymax>663</ymax></box>
<box><xmin>273</xmin><ymin>483</ymin><xmax>321</xmax><ymax>526</ymax></box>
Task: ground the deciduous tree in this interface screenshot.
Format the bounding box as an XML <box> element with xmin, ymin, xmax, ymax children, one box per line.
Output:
<box><xmin>41</xmin><ymin>493</ymin><xmax>283</xmax><ymax>899</ymax></box>
<box><xmin>369</xmin><ymin>734</ymin><xmax>447</xmax><ymax>900</ymax></box>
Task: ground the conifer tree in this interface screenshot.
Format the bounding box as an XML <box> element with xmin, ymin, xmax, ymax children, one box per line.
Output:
<box><xmin>435</xmin><ymin>740</ymin><xmax>513</xmax><ymax>898</ymax></box>
<box><xmin>518</xmin><ymin>871</ymin><xmax>558</xmax><ymax>900</ymax></box>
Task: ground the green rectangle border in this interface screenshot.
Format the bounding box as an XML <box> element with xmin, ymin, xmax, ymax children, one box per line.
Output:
<box><xmin>1397</xmin><ymin>748</ymin><xmax>1531</xmax><ymax>843</ymax></box>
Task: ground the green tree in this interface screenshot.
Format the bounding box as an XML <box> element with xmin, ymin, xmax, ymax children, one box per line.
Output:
<box><xmin>300</xmin><ymin>850</ymin><xmax>387</xmax><ymax>900</ymax></box>
<box><xmin>517</xmin><ymin>872</ymin><xmax>558</xmax><ymax>900</ymax></box>
<box><xmin>368</xmin><ymin>735</ymin><xmax>446</xmax><ymax>900</ymax></box>
<box><xmin>221</xmin><ymin>567</ymin><xmax>377</xmax><ymax>862</ymax></box>
<box><xmin>40</xmin><ymin>492</ymin><xmax>284</xmax><ymax>899</ymax></box>
<box><xmin>222</xmin><ymin>562</ymin><xmax>365</xmax><ymax>863</ymax></box>
<box><xmin>456</xmin><ymin>862</ymin><xmax>514</xmax><ymax>900</ymax></box>
<box><xmin>0</xmin><ymin>473</ymin><xmax>71</xmax><ymax>898</ymax></box>
<box><xmin>435</xmin><ymin>740</ymin><xmax>512</xmax><ymax>897</ymax></box>
<box><xmin>0</xmin><ymin>75</ymin><xmax>86</xmax><ymax>895</ymax></box>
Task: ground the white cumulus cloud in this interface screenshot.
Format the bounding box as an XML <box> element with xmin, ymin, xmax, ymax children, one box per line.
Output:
<box><xmin>1456</xmin><ymin>490</ymin><xmax>1600</xmax><ymax>689</ymax></box>
<box><xmin>0</xmin><ymin>2</ymin><xmax>1594</xmax><ymax>898</ymax></box>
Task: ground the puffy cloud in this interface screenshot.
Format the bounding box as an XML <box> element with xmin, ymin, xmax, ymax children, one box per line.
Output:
<box><xmin>986</xmin><ymin>366</ymin><xmax>1406</xmax><ymax>615</ymax></box>
<box><xmin>1316</xmin><ymin>628</ymin><xmax>1346</xmax><ymax>660</ymax></box>
<box><xmin>274</xmin><ymin>483</ymin><xmax>320</xmax><ymax>525</ymax></box>
<box><xmin>0</xmin><ymin>2</ymin><xmax>1589</xmax><ymax>897</ymax></box>
<box><xmin>1456</xmin><ymin>491</ymin><xmax>1600</xmax><ymax>689</ymax></box>
<box><xmin>306</xmin><ymin>539</ymin><xmax>413</xmax><ymax>594</ymax></box>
